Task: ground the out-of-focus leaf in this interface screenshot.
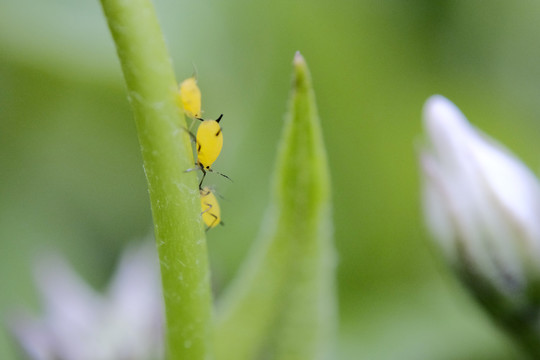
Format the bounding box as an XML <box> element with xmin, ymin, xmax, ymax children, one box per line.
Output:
<box><xmin>214</xmin><ymin>52</ymin><xmax>337</xmax><ymax>360</ymax></box>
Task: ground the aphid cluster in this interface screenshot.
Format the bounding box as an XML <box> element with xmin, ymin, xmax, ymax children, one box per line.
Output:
<box><xmin>178</xmin><ymin>76</ymin><xmax>229</xmax><ymax>231</ymax></box>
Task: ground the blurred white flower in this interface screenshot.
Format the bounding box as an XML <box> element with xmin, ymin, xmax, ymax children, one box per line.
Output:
<box><xmin>10</xmin><ymin>242</ymin><xmax>164</xmax><ymax>360</ymax></box>
<box><xmin>420</xmin><ymin>95</ymin><xmax>540</xmax><ymax>302</ymax></box>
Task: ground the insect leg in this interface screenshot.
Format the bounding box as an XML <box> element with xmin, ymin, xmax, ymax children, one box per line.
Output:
<box><xmin>201</xmin><ymin>201</ymin><xmax>212</xmax><ymax>215</ymax></box>
<box><xmin>208</xmin><ymin>168</ymin><xmax>233</xmax><ymax>183</ymax></box>
<box><xmin>206</xmin><ymin>212</ymin><xmax>219</xmax><ymax>232</ymax></box>
<box><xmin>199</xmin><ymin>168</ymin><xmax>207</xmax><ymax>190</ymax></box>
<box><xmin>182</xmin><ymin>126</ymin><xmax>197</xmax><ymax>143</ymax></box>
<box><xmin>185</xmin><ymin>164</ymin><xmax>201</xmax><ymax>173</ymax></box>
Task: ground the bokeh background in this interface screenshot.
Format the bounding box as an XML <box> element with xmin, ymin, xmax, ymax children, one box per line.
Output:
<box><xmin>2</xmin><ymin>1</ymin><xmax>540</xmax><ymax>359</ymax></box>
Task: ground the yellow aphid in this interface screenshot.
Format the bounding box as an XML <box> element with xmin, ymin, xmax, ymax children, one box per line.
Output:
<box><xmin>196</xmin><ymin>114</ymin><xmax>223</xmax><ymax>169</ymax></box>
<box><xmin>200</xmin><ymin>187</ymin><xmax>222</xmax><ymax>230</ymax></box>
<box><xmin>185</xmin><ymin>114</ymin><xmax>231</xmax><ymax>189</ymax></box>
<box><xmin>178</xmin><ymin>77</ymin><xmax>201</xmax><ymax>118</ymax></box>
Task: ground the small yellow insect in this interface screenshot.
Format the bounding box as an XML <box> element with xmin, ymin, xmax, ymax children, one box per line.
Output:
<box><xmin>200</xmin><ymin>187</ymin><xmax>223</xmax><ymax>231</ymax></box>
<box><xmin>196</xmin><ymin>114</ymin><xmax>223</xmax><ymax>169</ymax></box>
<box><xmin>186</xmin><ymin>114</ymin><xmax>231</xmax><ymax>189</ymax></box>
<box><xmin>178</xmin><ymin>76</ymin><xmax>202</xmax><ymax>119</ymax></box>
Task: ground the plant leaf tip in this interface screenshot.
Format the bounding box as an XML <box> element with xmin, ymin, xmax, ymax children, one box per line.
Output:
<box><xmin>292</xmin><ymin>51</ymin><xmax>310</xmax><ymax>91</ymax></box>
<box><xmin>293</xmin><ymin>51</ymin><xmax>305</xmax><ymax>66</ymax></box>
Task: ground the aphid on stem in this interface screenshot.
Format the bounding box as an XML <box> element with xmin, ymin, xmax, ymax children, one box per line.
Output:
<box><xmin>200</xmin><ymin>186</ymin><xmax>224</xmax><ymax>231</ymax></box>
<box><xmin>178</xmin><ymin>76</ymin><xmax>202</xmax><ymax>120</ymax></box>
<box><xmin>185</xmin><ymin>114</ymin><xmax>232</xmax><ymax>189</ymax></box>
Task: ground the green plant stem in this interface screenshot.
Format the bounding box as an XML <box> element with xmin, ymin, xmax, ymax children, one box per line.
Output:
<box><xmin>214</xmin><ymin>52</ymin><xmax>337</xmax><ymax>360</ymax></box>
<box><xmin>99</xmin><ymin>0</ymin><xmax>212</xmax><ymax>359</ymax></box>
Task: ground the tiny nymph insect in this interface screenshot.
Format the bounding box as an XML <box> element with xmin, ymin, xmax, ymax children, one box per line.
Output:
<box><xmin>178</xmin><ymin>76</ymin><xmax>202</xmax><ymax>119</ymax></box>
<box><xmin>200</xmin><ymin>186</ymin><xmax>223</xmax><ymax>231</ymax></box>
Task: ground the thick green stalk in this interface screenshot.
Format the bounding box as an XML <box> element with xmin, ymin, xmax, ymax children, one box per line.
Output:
<box><xmin>99</xmin><ymin>1</ymin><xmax>212</xmax><ymax>359</ymax></box>
<box><xmin>214</xmin><ymin>52</ymin><xmax>337</xmax><ymax>360</ymax></box>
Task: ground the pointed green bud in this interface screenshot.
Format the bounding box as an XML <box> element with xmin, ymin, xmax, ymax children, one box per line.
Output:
<box><xmin>214</xmin><ymin>52</ymin><xmax>337</xmax><ymax>360</ymax></box>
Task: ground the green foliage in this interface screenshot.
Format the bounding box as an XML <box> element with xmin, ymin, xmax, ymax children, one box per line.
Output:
<box><xmin>100</xmin><ymin>1</ymin><xmax>336</xmax><ymax>359</ymax></box>
<box><xmin>99</xmin><ymin>0</ymin><xmax>212</xmax><ymax>358</ymax></box>
<box><xmin>3</xmin><ymin>1</ymin><xmax>540</xmax><ymax>359</ymax></box>
<box><xmin>214</xmin><ymin>53</ymin><xmax>336</xmax><ymax>360</ymax></box>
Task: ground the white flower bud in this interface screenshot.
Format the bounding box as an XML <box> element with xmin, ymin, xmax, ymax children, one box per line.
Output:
<box><xmin>421</xmin><ymin>95</ymin><xmax>540</xmax><ymax>302</ymax></box>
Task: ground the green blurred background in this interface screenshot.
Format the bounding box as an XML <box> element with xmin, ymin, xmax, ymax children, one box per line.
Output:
<box><xmin>2</xmin><ymin>1</ymin><xmax>540</xmax><ymax>359</ymax></box>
